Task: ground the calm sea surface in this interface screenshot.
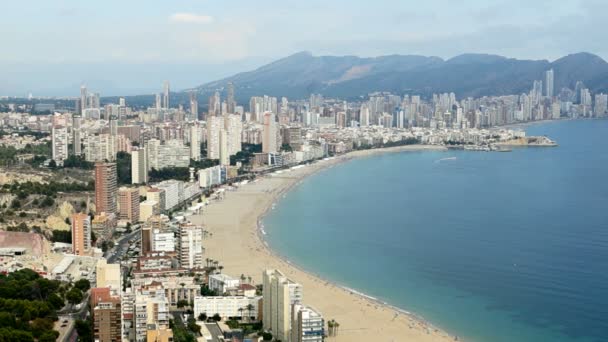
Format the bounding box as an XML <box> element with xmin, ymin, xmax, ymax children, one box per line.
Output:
<box><xmin>264</xmin><ymin>119</ymin><xmax>608</xmax><ymax>342</ymax></box>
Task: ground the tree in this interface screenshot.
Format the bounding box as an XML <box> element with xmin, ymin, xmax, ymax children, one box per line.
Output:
<box><xmin>212</xmin><ymin>313</ymin><xmax>221</xmax><ymax>322</ymax></box>
<box><xmin>177</xmin><ymin>300</ymin><xmax>189</xmax><ymax>309</ymax></box>
<box><xmin>198</xmin><ymin>313</ymin><xmax>207</xmax><ymax>321</ymax></box>
<box><xmin>74</xmin><ymin>319</ymin><xmax>92</xmax><ymax>341</ymax></box>
<box><xmin>47</xmin><ymin>293</ymin><xmax>64</xmax><ymax>310</ymax></box>
<box><xmin>66</xmin><ymin>288</ymin><xmax>83</xmax><ymax>305</ymax></box>
<box><xmin>74</xmin><ymin>279</ymin><xmax>90</xmax><ymax>292</ymax></box>
<box><xmin>10</xmin><ymin>199</ymin><xmax>21</xmax><ymax>209</ymax></box>
<box><xmin>48</xmin><ymin>160</ymin><xmax>57</xmax><ymax>168</ymax></box>
<box><xmin>262</xmin><ymin>332</ymin><xmax>273</xmax><ymax>341</ymax></box>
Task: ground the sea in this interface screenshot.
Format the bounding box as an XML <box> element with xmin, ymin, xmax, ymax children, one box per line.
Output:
<box><xmin>263</xmin><ymin>119</ymin><xmax>608</xmax><ymax>342</ymax></box>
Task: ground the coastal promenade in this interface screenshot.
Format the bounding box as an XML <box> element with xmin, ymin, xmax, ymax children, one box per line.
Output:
<box><xmin>190</xmin><ymin>145</ymin><xmax>457</xmax><ymax>342</ymax></box>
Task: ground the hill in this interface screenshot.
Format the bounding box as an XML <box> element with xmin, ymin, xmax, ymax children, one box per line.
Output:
<box><xmin>187</xmin><ymin>51</ymin><xmax>608</xmax><ymax>103</ymax></box>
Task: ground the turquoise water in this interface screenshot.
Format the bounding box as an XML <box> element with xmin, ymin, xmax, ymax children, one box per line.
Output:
<box><xmin>264</xmin><ymin>119</ymin><xmax>608</xmax><ymax>342</ymax></box>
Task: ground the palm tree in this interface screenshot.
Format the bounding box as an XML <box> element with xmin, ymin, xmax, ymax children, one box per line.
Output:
<box><xmin>180</xmin><ymin>283</ymin><xmax>186</xmax><ymax>302</ymax></box>
<box><xmin>247</xmin><ymin>276</ymin><xmax>252</xmax><ymax>285</ymax></box>
<box><xmin>238</xmin><ymin>307</ymin><xmax>244</xmax><ymax>321</ymax></box>
<box><xmin>218</xmin><ymin>265</ymin><xmax>224</xmax><ymax>274</ymax></box>
<box><xmin>205</xmin><ymin>258</ymin><xmax>210</xmax><ymax>268</ymax></box>
<box><xmin>245</xmin><ymin>303</ymin><xmax>255</xmax><ymax>322</ymax></box>
<box><xmin>240</xmin><ymin>274</ymin><xmax>246</xmax><ymax>283</ymax></box>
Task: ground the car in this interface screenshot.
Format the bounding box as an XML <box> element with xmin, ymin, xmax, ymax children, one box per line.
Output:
<box><xmin>63</xmin><ymin>320</ymin><xmax>68</xmax><ymax>323</ymax></box>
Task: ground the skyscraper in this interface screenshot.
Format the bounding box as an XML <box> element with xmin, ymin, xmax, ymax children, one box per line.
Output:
<box><xmin>190</xmin><ymin>124</ymin><xmax>201</xmax><ymax>161</ymax></box>
<box><xmin>545</xmin><ymin>69</ymin><xmax>554</xmax><ymax>98</ymax></box>
<box><xmin>189</xmin><ymin>91</ymin><xmax>199</xmax><ymax>121</ymax></box>
<box><xmin>155</xmin><ymin>94</ymin><xmax>162</xmax><ymax>111</ymax></box>
<box><xmin>208</xmin><ymin>91</ymin><xmax>221</xmax><ymax>117</ymax></box>
<box><xmin>73</xmin><ymin>115</ymin><xmax>82</xmax><ymax>156</ymax></box>
<box><xmin>262</xmin><ymin>112</ymin><xmax>278</xmax><ymax>154</ymax></box>
<box><xmin>162</xmin><ymin>81</ymin><xmax>170</xmax><ymax>109</ymax></box>
<box><xmin>131</xmin><ymin>147</ymin><xmax>148</xmax><ymax>184</ymax></box>
<box><xmin>72</xmin><ymin>213</ymin><xmax>91</xmax><ymax>256</ymax></box>
<box><xmin>52</xmin><ymin>125</ymin><xmax>69</xmax><ymax>166</ymax></box>
<box><xmin>219</xmin><ymin>129</ymin><xmax>229</xmax><ymax>166</ymax></box>
<box><xmin>227</xmin><ymin>82</ymin><xmax>236</xmax><ymax>114</ymax></box>
<box><xmin>206</xmin><ymin>116</ymin><xmax>222</xmax><ymax>159</ymax></box>
<box><xmin>95</xmin><ymin>162</ymin><xmax>118</xmax><ymax>215</ymax></box>
<box><xmin>224</xmin><ymin>114</ymin><xmax>242</xmax><ymax>156</ymax></box>
<box><xmin>80</xmin><ymin>85</ymin><xmax>88</xmax><ymax>114</ymax></box>
<box><xmin>263</xmin><ymin>269</ymin><xmax>303</xmax><ymax>342</ymax></box>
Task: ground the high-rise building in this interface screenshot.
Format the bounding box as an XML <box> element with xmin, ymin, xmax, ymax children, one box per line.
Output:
<box><xmin>177</xmin><ymin>223</ymin><xmax>205</xmax><ymax>269</ymax></box>
<box><xmin>263</xmin><ymin>269</ymin><xmax>303</xmax><ymax>342</ymax></box>
<box><xmin>595</xmin><ymin>93</ymin><xmax>608</xmax><ymax>117</ymax></box>
<box><xmin>208</xmin><ymin>92</ymin><xmax>220</xmax><ymax>117</ymax></box>
<box><xmin>95</xmin><ymin>162</ymin><xmax>118</xmax><ymax>215</ymax></box>
<box><xmin>189</xmin><ymin>91</ymin><xmax>199</xmax><ymax>121</ymax></box>
<box><xmin>162</xmin><ymin>81</ymin><xmax>170</xmax><ymax>109</ymax></box>
<box><xmin>227</xmin><ymin>82</ymin><xmax>236</xmax><ymax>114</ymax></box>
<box><xmin>219</xmin><ymin>129</ymin><xmax>229</xmax><ymax>166</ymax></box>
<box><xmin>360</xmin><ymin>104</ymin><xmax>370</xmax><ymax>127</ymax></box>
<box><xmin>155</xmin><ymin>94</ymin><xmax>162</xmax><ymax>111</ymax></box>
<box><xmin>132</xmin><ymin>147</ymin><xmax>148</xmax><ymax>184</ymax></box>
<box><xmin>72</xmin><ymin>115</ymin><xmax>82</xmax><ymax>156</ymax></box>
<box><xmin>545</xmin><ymin>69</ymin><xmax>554</xmax><ymax>98</ymax></box>
<box><xmin>80</xmin><ymin>85</ymin><xmax>88</xmax><ymax>114</ymax></box>
<box><xmin>52</xmin><ymin>125</ymin><xmax>69</xmax><ymax>166</ymax></box>
<box><xmin>224</xmin><ymin>114</ymin><xmax>242</xmax><ymax>156</ymax></box>
<box><xmin>206</xmin><ymin>116</ymin><xmax>222</xmax><ymax>159</ymax></box>
<box><xmin>72</xmin><ymin>213</ymin><xmax>91</xmax><ymax>256</ymax></box>
<box><xmin>291</xmin><ymin>304</ymin><xmax>324</xmax><ymax>342</ymax></box>
<box><xmin>262</xmin><ymin>112</ymin><xmax>278</xmax><ymax>154</ymax></box>
<box><xmin>118</xmin><ymin>187</ymin><xmax>140</xmax><ymax>223</ymax></box>
<box><xmin>190</xmin><ymin>124</ymin><xmax>201</xmax><ymax>161</ymax></box>
<box><xmin>91</xmin><ymin>287</ymin><xmax>122</xmax><ymax>342</ymax></box>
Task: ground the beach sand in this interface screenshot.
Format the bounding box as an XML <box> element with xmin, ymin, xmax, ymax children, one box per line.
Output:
<box><xmin>190</xmin><ymin>145</ymin><xmax>458</xmax><ymax>342</ymax></box>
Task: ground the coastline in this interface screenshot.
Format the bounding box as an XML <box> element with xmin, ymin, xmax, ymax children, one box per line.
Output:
<box><xmin>190</xmin><ymin>144</ymin><xmax>458</xmax><ymax>342</ymax></box>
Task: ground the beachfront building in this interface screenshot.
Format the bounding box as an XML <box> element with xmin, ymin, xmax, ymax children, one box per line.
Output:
<box><xmin>291</xmin><ymin>303</ymin><xmax>325</xmax><ymax>342</ymax></box>
<box><xmin>263</xmin><ymin>269</ymin><xmax>303</xmax><ymax>342</ymax></box>
<box><xmin>209</xmin><ymin>273</ymin><xmax>240</xmax><ymax>294</ymax></box>
<box><xmin>193</xmin><ymin>296</ymin><xmax>261</xmax><ymax>320</ymax></box>
<box><xmin>177</xmin><ymin>223</ymin><xmax>205</xmax><ymax>269</ymax></box>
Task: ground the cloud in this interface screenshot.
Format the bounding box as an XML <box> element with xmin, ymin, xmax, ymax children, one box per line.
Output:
<box><xmin>169</xmin><ymin>13</ymin><xmax>214</xmax><ymax>24</ymax></box>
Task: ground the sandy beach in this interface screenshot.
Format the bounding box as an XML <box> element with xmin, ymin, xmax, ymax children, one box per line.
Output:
<box><xmin>190</xmin><ymin>145</ymin><xmax>458</xmax><ymax>342</ymax></box>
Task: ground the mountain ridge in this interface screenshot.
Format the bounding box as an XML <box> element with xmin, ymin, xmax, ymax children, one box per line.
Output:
<box><xmin>187</xmin><ymin>51</ymin><xmax>608</xmax><ymax>102</ymax></box>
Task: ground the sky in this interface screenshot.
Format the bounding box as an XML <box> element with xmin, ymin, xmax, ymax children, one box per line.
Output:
<box><xmin>1</xmin><ymin>0</ymin><xmax>606</xmax><ymax>96</ymax></box>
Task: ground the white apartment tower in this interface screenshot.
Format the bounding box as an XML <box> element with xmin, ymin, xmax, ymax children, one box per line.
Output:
<box><xmin>291</xmin><ymin>304</ymin><xmax>325</xmax><ymax>342</ymax></box>
<box><xmin>162</xmin><ymin>81</ymin><xmax>170</xmax><ymax>109</ymax></box>
<box><xmin>219</xmin><ymin>129</ymin><xmax>229</xmax><ymax>166</ymax></box>
<box><xmin>206</xmin><ymin>116</ymin><xmax>222</xmax><ymax>160</ymax></box>
<box><xmin>263</xmin><ymin>269</ymin><xmax>303</xmax><ymax>342</ymax></box>
<box><xmin>190</xmin><ymin>124</ymin><xmax>201</xmax><ymax>161</ymax></box>
<box><xmin>52</xmin><ymin>125</ymin><xmax>69</xmax><ymax>166</ymax></box>
<box><xmin>131</xmin><ymin>147</ymin><xmax>148</xmax><ymax>184</ymax></box>
<box><xmin>545</xmin><ymin>69</ymin><xmax>554</xmax><ymax>98</ymax></box>
<box><xmin>224</xmin><ymin>114</ymin><xmax>243</xmax><ymax>156</ymax></box>
<box><xmin>177</xmin><ymin>223</ymin><xmax>205</xmax><ymax>269</ymax></box>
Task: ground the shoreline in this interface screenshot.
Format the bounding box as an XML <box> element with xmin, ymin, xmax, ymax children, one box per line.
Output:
<box><xmin>191</xmin><ymin>144</ymin><xmax>458</xmax><ymax>342</ymax></box>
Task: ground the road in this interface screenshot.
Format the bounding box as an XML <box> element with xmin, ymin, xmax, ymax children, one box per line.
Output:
<box><xmin>105</xmin><ymin>228</ymin><xmax>141</xmax><ymax>264</ymax></box>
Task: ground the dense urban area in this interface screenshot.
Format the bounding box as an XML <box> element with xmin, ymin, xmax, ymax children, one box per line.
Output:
<box><xmin>0</xmin><ymin>67</ymin><xmax>603</xmax><ymax>342</ymax></box>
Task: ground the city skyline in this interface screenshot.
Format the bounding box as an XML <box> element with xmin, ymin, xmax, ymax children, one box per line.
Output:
<box><xmin>2</xmin><ymin>0</ymin><xmax>608</xmax><ymax>96</ymax></box>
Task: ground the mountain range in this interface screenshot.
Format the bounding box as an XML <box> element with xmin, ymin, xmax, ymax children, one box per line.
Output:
<box><xmin>188</xmin><ymin>51</ymin><xmax>608</xmax><ymax>102</ymax></box>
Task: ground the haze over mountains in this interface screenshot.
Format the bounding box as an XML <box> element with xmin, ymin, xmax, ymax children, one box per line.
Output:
<box><xmin>191</xmin><ymin>51</ymin><xmax>608</xmax><ymax>102</ymax></box>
